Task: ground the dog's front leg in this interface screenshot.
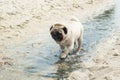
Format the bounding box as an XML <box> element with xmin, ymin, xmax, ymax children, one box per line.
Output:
<box><xmin>60</xmin><ymin>45</ymin><xmax>65</xmax><ymax>53</ymax></box>
<box><xmin>60</xmin><ymin>42</ymin><xmax>74</xmax><ymax>59</ymax></box>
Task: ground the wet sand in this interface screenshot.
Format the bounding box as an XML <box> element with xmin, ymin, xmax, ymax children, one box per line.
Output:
<box><xmin>68</xmin><ymin>28</ymin><xmax>120</xmax><ymax>80</ymax></box>
<box><xmin>0</xmin><ymin>0</ymin><xmax>120</xmax><ymax>80</ymax></box>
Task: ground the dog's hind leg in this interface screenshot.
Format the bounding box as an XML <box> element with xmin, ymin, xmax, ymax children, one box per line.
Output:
<box><xmin>77</xmin><ymin>31</ymin><xmax>83</xmax><ymax>52</ymax></box>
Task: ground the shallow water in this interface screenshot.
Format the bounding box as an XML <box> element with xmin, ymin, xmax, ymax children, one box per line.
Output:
<box><xmin>6</xmin><ymin>1</ymin><xmax>120</xmax><ymax>80</ymax></box>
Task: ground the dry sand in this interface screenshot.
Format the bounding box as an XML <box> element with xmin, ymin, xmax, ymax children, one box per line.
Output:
<box><xmin>0</xmin><ymin>0</ymin><xmax>120</xmax><ymax>80</ymax></box>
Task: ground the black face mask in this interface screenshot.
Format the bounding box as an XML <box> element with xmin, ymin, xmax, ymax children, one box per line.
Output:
<box><xmin>51</xmin><ymin>31</ymin><xmax>63</xmax><ymax>42</ymax></box>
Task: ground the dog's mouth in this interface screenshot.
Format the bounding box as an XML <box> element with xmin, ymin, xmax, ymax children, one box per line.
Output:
<box><xmin>51</xmin><ymin>31</ymin><xmax>63</xmax><ymax>42</ymax></box>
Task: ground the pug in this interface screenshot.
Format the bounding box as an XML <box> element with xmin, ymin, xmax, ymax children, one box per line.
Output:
<box><xmin>50</xmin><ymin>17</ymin><xmax>84</xmax><ymax>59</ymax></box>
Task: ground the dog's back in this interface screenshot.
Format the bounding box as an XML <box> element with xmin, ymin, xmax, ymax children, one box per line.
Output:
<box><xmin>70</xmin><ymin>16</ymin><xmax>79</xmax><ymax>22</ymax></box>
<box><xmin>68</xmin><ymin>17</ymin><xmax>83</xmax><ymax>40</ymax></box>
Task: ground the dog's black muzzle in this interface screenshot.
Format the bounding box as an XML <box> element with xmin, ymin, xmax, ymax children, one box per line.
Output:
<box><xmin>51</xmin><ymin>31</ymin><xmax>63</xmax><ymax>42</ymax></box>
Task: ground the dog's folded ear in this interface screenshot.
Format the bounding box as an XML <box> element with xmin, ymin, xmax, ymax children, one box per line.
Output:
<box><xmin>50</xmin><ymin>26</ymin><xmax>53</xmax><ymax>31</ymax></box>
<box><xmin>63</xmin><ymin>26</ymin><xmax>67</xmax><ymax>34</ymax></box>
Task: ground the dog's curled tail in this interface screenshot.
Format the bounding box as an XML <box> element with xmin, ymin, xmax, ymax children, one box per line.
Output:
<box><xmin>70</xmin><ymin>16</ymin><xmax>79</xmax><ymax>22</ymax></box>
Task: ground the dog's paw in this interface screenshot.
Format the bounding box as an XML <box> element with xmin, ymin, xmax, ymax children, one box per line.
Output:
<box><xmin>60</xmin><ymin>53</ymin><xmax>67</xmax><ymax>59</ymax></box>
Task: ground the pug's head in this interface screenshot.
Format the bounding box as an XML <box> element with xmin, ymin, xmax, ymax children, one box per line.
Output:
<box><xmin>50</xmin><ymin>23</ymin><xmax>67</xmax><ymax>42</ymax></box>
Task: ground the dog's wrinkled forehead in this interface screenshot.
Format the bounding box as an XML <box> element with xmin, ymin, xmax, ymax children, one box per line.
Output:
<box><xmin>54</xmin><ymin>23</ymin><xmax>64</xmax><ymax>27</ymax></box>
<box><xmin>50</xmin><ymin>23</ymin><xmax>68</xmax><ymax>35</ymax></box>
<box><xmin>50</xmin><ymin>23</ymin><xmax>64</xmax><ymax>30</ymax></box>
<box><xmin>53</xmin><ymin>23</ymin><xmax>64</xmax><ymax>29</ymax></box>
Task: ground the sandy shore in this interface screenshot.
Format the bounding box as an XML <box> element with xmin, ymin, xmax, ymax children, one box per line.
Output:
<box><xmin>1</xmin><ymin>0</ymin><xmax>120</xmax><ymax>80</ymax></box>
<box><xmin>0</xmin><ymin>0</ymin><xmax>115</xmax><ymax>58</ymax></box>
<box><xmin>90</xmin><ymin>28</ymin><xmax>120</xmax><ymax>80</ymax></box>
<box><xmin>68</xmin><ymin>27</ymin><xmax>120</xmax><ymax>80</ymax></box>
